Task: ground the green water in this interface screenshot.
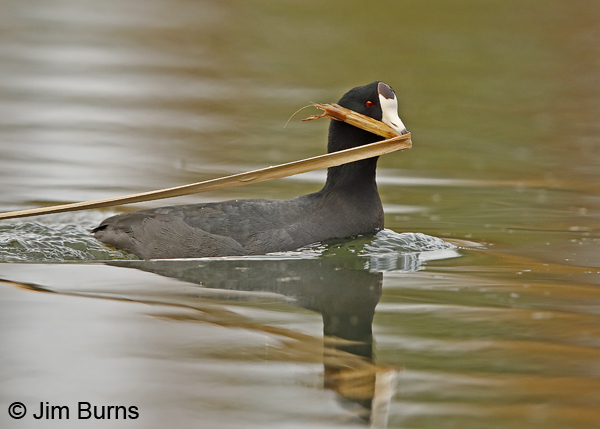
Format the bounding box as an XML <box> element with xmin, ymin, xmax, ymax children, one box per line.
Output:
<box><xmin>0</xmin><ymin>1</ymin><xmax>599</xmax><ymax>428</ymax></box>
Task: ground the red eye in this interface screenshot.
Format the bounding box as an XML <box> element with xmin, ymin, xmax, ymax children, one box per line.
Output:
<box><xmin>365</xmin><ymin>100</ymin><xmax>375</xmax><ymax>107</ymax></box>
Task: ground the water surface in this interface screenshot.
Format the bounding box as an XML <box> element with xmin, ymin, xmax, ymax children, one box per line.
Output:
<box><xmin>1</xmin><ymin>1</ymin><xmax>599</xmax><ymax>428</ymax></box>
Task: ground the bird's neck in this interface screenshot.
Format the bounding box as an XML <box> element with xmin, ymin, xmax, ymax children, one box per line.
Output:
<box><xmin>320</xmin><ymin>120</ymin><xmax>381</xmax><ymax>194</ymax></box>
<box><xmin>321</xmin><ymin>158</ymin><xmax>379</xmax><ymax>194</ymax></box>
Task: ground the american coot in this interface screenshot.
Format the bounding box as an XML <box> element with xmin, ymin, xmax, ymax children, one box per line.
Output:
<box><xmin>93</xmin><ymin>81</ymin><xmax>408</xmax><ymax>259</ymax></box>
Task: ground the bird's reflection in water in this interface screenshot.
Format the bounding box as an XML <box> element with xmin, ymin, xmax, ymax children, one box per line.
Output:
<box><xmin>15</xmin><ymin>234</ymin><xmax>455</xmax><ymax>426</ymax></box>
<box><xmin>110</xmin><ymin>240</ymin><xmax>420</xmax><ymax>425</ymax></box>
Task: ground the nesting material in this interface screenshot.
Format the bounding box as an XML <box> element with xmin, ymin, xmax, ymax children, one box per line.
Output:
<box><xmin>0</xmin><ymin>105</ymin><xmax>411</xmax><ymax>220</ymax></box>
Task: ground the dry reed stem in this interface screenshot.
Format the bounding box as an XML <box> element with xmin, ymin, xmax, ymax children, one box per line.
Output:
<box><xmin>0</xmin><ymin>106</ymin><xmax>411</xmax><ymax>220</ymax></box>
<box><xmin>303</xmin><ymin>103</ymin><xmax>401</xmax><ymax>139</ymax></box>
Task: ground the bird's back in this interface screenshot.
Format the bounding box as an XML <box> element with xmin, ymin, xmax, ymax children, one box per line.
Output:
<box><xmin>93</xmin><ymin>190</ymin><xmax>382</xmax><ymax>259</ymax></box>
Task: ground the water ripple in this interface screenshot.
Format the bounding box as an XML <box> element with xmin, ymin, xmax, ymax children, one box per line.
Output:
<box><xmin>0</xmin><ymin>213</ymin><xmax>134</xmax><ymax>262</ymax></box>
<box><xmin>0</xmin><ymin>212</ymin><xmax>458</xmax><ymax>267</ymax></box>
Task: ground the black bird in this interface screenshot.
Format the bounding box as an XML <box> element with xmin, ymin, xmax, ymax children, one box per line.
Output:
<box><xmin>92</xmin><ymin>81</ymin><xmax>408</xmax><ymax>259</ymax></box>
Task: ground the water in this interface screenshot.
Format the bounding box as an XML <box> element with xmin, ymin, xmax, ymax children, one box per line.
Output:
<box><xmin>1</xmin><ymin>1</ymin><xmax>599</xmax><ymax>428</ymax></box>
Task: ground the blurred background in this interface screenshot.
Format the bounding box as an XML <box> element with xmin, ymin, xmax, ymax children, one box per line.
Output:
<box><xmin>0</xmin><ymin>1</ymin><xmax>599</xmax><ymax>428</ymax></box>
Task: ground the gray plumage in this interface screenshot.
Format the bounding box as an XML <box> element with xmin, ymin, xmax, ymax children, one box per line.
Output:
<box><xmin>93</xmin><ymin>81</ymin><xmax>406</xmax><ymax>259</ymax></box>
